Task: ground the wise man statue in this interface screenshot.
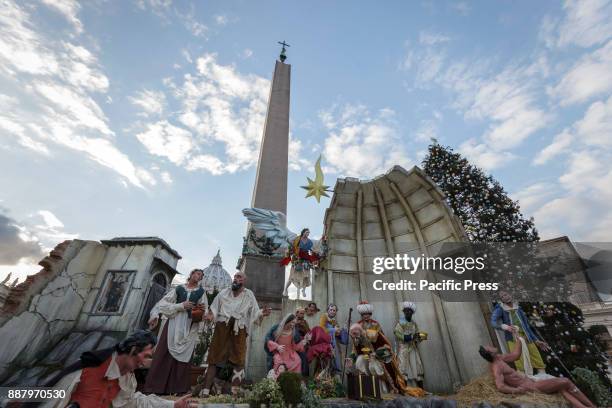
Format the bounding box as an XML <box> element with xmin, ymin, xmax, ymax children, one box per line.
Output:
<box><xmin>144</xmin><ymin>269</ymin><xmax>209</xmax><ymax>395</ymax></box>
<box><xmin>356</xmin><ymin>301</ymin><xmax>424</xmax><ymax>397</ymax></box>
<box><xmin>393</xmin><ymin>302</ymin><xmax>426</xmax><ymax>388</ymax></box>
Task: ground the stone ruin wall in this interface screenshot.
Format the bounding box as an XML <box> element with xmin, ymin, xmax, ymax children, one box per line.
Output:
<box><xmin>0</xmin><ymin>240</ymin><xmax>105</xmax><ymax>384</ymax></box>
<box><xmin>0</xmin><ymin>239</ymin><xmax>177</xmax><ymax>386</ymax></box>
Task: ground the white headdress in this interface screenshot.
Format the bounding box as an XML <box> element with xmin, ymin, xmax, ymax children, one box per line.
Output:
<box><xmin>356</xmin><ymin>301</ymin><xmax>373</xmax><ymax>315</ymax></box>
<box><xmin>401</xmin><ymin>301</ymin><xmax>417</xmax><ymax>312</ymax></box>
<box><xmin>274</xmin><ymin>313</ymin><xmax>296</xmax><ymax>339</ymax></box>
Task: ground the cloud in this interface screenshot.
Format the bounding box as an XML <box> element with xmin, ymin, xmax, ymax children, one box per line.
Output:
<box><xmin>135</xmin><ymin>120</ymin><xmax>194</xmax><ymax>165</ymax></box>
<box><xmin>529</xmin><ymin>93</ymin><xmax>612</xmax><ymax>240</ymax></box>
<box><xmin>533</xmin><ymin>151</ymin><xmax>612</xmax><ymax>241</ymax></box>
<box><xmin>136</xmin><ymin>0</ymin><xmax>209</xmax><ymax>38</ymax></box>
<box><xmin>403</xmin><ymin>32</ymin><xmax>550</xmax><ymax>168</ymax></box>
<box><xmin>40</xmin><ymin>0</ymin><xmax>83</xmax><ymax>33</ymax></box>
<box><xmin>535</xmin><ymin>95</ymin><xmax>612</xmax><ymax>165</ymax></box>
<box><xmin>0</xmin><ymin>0</ymin><xmax>155</xmax><ymax>189</ymax></box>
<box><xmin>451</xmin><ymin>2</ymin><xmax>471</xmax><ymax>16</ymax></box>
<box><xmin>0</xmin><ymin>208</ymin><xmax>78</xmax><ymax>283</ymax></box>
<box><xmin>533</xmin><ymin>129</ymin><xmax>573</xmax><ymax>165</ymax></box>
<box><xmin>458</xmin><ymin>138</ymin><xmax>516</xmax><ymax>170</ymax></box>
<box><xmin>512</xmin><ymin>182</ymin><xmax>557</xmax><ymax>214</ymax></box>
<box><xmin>136</xmin><ymin>0</ymin><xmax>173</xmax><ymax>20</ymax></box>
<box><xmin>556</xmin><ymin>0</ymin><xmax>612</xmax><ymax>48</ymax></box>
<box><xmin>414</xmin><ymin>119</ymin><xmax>438</xmax><ymax>142</ymax></box>
<box><xmin>551</xmin><ymin>40</ymin><xmax>612</xmax><ymax>106</ymax></box>
<box><xmin>215</xmin><ymin>15</ymin><xmax>228</xmax><ymax>25</ymax></box>
<box><xmin>320</xmin><ymin>104</ymin><xmax>412</xmax><ymax>178</ymax></box>
<box><xmin>129</xmin><ymin>89</ymin><xmax>167</xmax><ymax>116</ymax></box>
<box><xmin>241</xmin><ymin>49</ymin><xmax>253</xmax><ymax>59</ymax></box>
<box><xmin>574</xmin><ymin>95</ymin><xmax>612</xmax><ymax>147</ymax></box>
<box><xmin>288</xmin><ymin>137</ymin><xmax>310</xmax><ymax>171</ymax></box>
<box><xmin>132</xmin><ymin>53</ymin><xmax>307</xmax><ymax>175</ymax></box>
<box><xmin>30</xmin><ymin>210</ymin><xmax>78</xmax><ymax>245</ymax></box>
<box><xmin>419</xmin><ymin>31</ymin><xmax>451</xmax><ymax>45</ymax></box>
<box><xmin>0</xmin><ymin>211</ymin><xmax>45</xmax><ymax>265</ymax></box>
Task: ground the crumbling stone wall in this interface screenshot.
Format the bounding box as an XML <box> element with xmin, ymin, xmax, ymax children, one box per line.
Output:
<box><xmin>0</xmin><ymin>240</ymin><xmax>106</xmax><ymax>383</ymax></box>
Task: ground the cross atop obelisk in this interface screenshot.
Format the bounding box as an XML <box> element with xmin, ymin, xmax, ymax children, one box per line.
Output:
<box><xmin>278</xmin><ymin>41</ymin><xmax>290</xmax><ymax>62</ymax></box>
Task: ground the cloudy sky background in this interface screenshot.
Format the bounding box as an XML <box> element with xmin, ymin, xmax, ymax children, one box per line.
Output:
<box><xmin>1</xmin><ymin>0</ymin><xmax>611</xmax><ymax>285</ymax></box>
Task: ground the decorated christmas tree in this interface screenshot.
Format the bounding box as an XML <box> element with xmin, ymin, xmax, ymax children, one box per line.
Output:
<box><xmin>422</xmin><ymin>140</ymin><xmax>538</xmax><ymax>242</ymax></box>
<box><xmin>422</xmin><ymin>141</ymin><xmax>611</xmax><ymax>395</ymax></box>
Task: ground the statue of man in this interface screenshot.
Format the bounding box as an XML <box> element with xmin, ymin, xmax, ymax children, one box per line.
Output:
<box><xmin>491</xmin><ymin>291</ymin><xmax>548</xmax><ymax>375</ymax></box>
<box><xmin>200</xmin><ymin>271</ymin><xmax>271</xmax><ymax>396</ymax></box>
<box><xmin>393</xmin><ymin>302</ymin><xmax>425</xmax><ymax>388</ymax></box>
<box><xmin>144</xmin><ymin>269</ymin><xmax>208</xmax><ymax>395</ymax></box>
<box><xmin>356</xmin><ymin>302</ymin><xmax>424</xmax><ymax>397</ymax></box>
<box><xmin>479</xmin><ymin>336</ymin><xmax>595</xmax><ymax>408</ymax></box>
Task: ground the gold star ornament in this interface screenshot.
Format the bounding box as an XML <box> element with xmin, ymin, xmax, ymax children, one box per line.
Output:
<box><xmin>301</xmin><ymin>155</ymin><xmax>331</xmax><ymax>202</ymax></box>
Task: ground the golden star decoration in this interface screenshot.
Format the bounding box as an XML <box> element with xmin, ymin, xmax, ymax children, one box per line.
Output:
<box><xmin>301</xmin><ymin>155</ymin><xmax>330</xmax><ymax>202</ymax></box>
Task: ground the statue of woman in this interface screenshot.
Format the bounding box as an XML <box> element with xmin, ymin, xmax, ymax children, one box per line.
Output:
<box><xmin>265</xmin><ymin>314</ymin><xmax>312</xmax><ymax>375</ymax></box>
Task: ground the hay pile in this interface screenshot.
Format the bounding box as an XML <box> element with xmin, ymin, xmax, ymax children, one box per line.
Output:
<box><xmin>449</xmin><ymin>375</ymin><xmax>570</xmax><ymax>408</ymax></box>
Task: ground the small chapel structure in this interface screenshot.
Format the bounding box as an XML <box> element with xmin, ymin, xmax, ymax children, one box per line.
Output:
<box><xmin>0</xmin><ymin>237</ymin><xmax>180</xmax><ymax>386</ymax></box>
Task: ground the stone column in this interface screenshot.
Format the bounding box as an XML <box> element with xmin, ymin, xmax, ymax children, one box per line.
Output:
<box><xmin>241</xmin><ymin>60</ymin><xmax>291</xmax><ymax>380</ymax></box>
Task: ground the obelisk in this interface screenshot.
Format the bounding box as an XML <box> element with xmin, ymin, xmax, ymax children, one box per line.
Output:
<box><xmin>241</xmin><ymin>43</ymin><xmax>291</xmax><ymax>380</ymax></box>
<box><xmin>239</xmin><ymin>44</ymin><xmax>290</xmax><ymax>310</ymax></box>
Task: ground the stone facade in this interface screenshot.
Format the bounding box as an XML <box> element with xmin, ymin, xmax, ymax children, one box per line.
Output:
<box><xmin>0</xmin><ymin>237</ymin><xmax>179</xmax><ymax>386</ymax></box>
<box><xmin>539</xmin><ymin>237</ymin><xmax>612</xmax><ymax>359</ymax></box>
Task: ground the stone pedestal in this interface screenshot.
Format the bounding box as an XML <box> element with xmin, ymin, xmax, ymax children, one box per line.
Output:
<box><xmin>239</xmin><ymin>256</ymin><xmax>285</xmax><ymax>310</ymax></box>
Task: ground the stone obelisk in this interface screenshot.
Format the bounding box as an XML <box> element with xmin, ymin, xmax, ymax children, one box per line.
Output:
<box><xmin>239</xmin><ymin>45</ymin><xmax>290</xmax><ymax>308</ymax></box>
<box><xmin>241</xmin><ymin>43</ymin><xmax>291</xmax><ymax>380</ymax></box>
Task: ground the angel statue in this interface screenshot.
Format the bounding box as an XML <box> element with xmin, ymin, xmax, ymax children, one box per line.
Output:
<box><xmin>242</xmin><ymin>208</ymin><xmax>327</xmax><ymax>297</ymax></box>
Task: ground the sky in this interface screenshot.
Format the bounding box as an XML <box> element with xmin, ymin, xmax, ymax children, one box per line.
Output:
<box><xmin>1</xmin><ymin>0</ymin><xmax>611</xmax><ymax>286</ymax></box>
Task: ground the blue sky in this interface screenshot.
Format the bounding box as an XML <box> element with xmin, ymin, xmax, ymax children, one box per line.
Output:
<box><xmin>1</xmin><ymin>0</ymin><xmax>611</xmax><ymax>284</ymax></box>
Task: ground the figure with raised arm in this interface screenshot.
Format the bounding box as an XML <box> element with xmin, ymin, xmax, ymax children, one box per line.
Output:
<box><xmin>478</xmin><ymin>334</ymin><xmax>595</xmax><ymax>408</ymax></box>
<box><xmin>42</xmin><ymin>330</ymin><xmax>196</xmax><ymax>407</ymax></box>
<box><xmin>491</xmin><ymin>290</ymin><xmax>548</xmax><ymax>374</ymax></box>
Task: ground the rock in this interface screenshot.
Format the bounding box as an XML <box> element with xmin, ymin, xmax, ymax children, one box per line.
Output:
<box><xmin>0</xmin><ymin>311</ymin><xmax>47</xmax><ymax>376</ymax></box>
<box><xmin>40</xmin><ymin>275</ymin><xmax>72</xmax><ymax>296</ymax></box>
<box><xmin>430</xmin><ymin>397</ymin><xmax>456</xmax><ymax>408</ymax></box>
<box><xmin>35</xmin><ymin>282</ymin><xmax>83</xmax><ymax>323</ymax></box>
<box><xmin>39</xmin><ymin>369</ymin><xmax>61</xmax><ymax>386</ymax></box>
<box><xmin>2</xmin><ymin>368</ymin><xmax>25</xmax><ymax>386</ymax></box>
<box><xmin>65</xmin><ymin>332</ymin><xmax>103</xmax><ymax>366</ymax></box>
<box><xmin>42</xmin><ymin>332</ymin><xmax>85</xmax><ymax>365</ymax></box>
<box><xmin>97</xmin><ymin>334</ymin><xmax>119</xmax><ymax>350</ymax></box>
<box><xmin>16</xmin><ymin>366</ymin><xmax>47</xmax><ymax>386</ymax></box>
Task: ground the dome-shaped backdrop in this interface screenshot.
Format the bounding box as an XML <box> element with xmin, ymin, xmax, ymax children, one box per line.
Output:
<box><xmin>202</xmin><ymin>250</ymin><xmax>232</xmax><ymax>293</ymax></box>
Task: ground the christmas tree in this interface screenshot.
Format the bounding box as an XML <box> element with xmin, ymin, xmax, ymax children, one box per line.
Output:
<box><xmin>422</xmin><ymin>141</ymin><xmax>538</xmax><ymax>242</ymax></box>
<box><xmin>422</xmin><ymin>141</ymin><xmax>611</xmax><ymax>393</ymax></box>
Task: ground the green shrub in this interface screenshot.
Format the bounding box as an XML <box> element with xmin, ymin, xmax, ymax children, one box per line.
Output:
<box><xmin>308</xmin><ymin>377</ymin><xmax>344</xmax><ymax>399</ymax></box>
<box><xmin>301</xmin><ymin>384</ymin><xmax>322</xmax><ymax>408</ymax></box>
<box><xmin>277</xmin><ymin>372</ymin><xmax>302</xmax><ymax>405</ymax></box>
<box><xmin>572</xmin><ymin>367</ymin><xmax>612</xmax><ymax>407</ymax></box>
<box><xmin>204</xmin><ymin>394</ymin><xmax>246</xmax><ymax>404</ymax></box>
<box><xmin>247</xmin><ymin>378</ymin><xmax>284</xmax><ymax>408</ymax></box>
